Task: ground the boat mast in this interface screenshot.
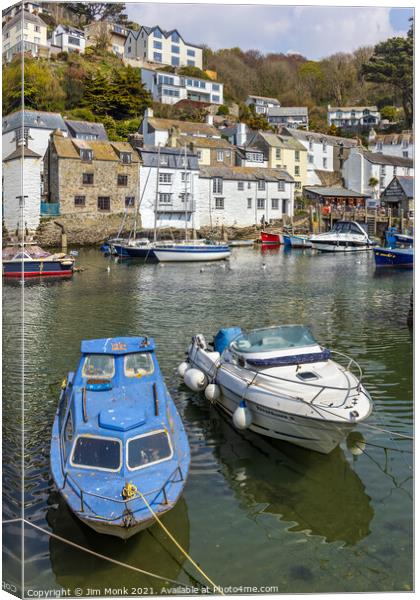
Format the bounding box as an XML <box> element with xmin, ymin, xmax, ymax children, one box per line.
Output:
<box><xmin>184</xmin><ymin>145</ymin><xmax>188</xmax><ymax>242</ymax></box>
<box><xmin>153</xmin><ymin>145</ymin><xmax>161</xmax><ymax>243</ymax></box>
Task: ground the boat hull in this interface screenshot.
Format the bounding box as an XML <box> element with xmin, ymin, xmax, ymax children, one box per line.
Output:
<box><xmin>228</xmin><ymin>240</ymin><xmax>255</xmax><ymax>247</ymax></box>
<box><xmin>3</xmin><ymin>259</ymin><xmax>74</xmax><ymax>278</ymax></box>
<box><xmin>261</xmin><ymin>231</ymin><xmax>282</xmax><ymax>245</ymax></box>
<box><xmin>311</xmin><ymin>241</ymin><xmax>372</xmax><ymax>253</ymax></box>
<box><xmin>285</xmin><ymin>235</ymin><xmax>312</xmax><ymax>248</ymax></box>
<box><xmin>373</xmin><ymin>247</ymin><xmax>413</xmax><ymax>268</ymax></box>
<box><xmin>153</xmin><ymin>246</ymin><xmax>230</xmax><ymax>262</ymax></box>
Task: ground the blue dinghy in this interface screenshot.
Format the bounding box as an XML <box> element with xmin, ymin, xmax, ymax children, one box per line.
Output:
<box><xmin>51</xmin><ymin>336</ymin><xmax>190</xmax><ymax>539</ymax></box>
<box><xmin>373</xmin><ymin>227</ymin><xmax>414</xmax><ymax>269</ymax></box>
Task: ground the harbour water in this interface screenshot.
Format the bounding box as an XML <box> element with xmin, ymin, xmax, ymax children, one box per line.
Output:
<box><xmin>2</xmin><ymin>246</ymin><xmax>413</xmax><ymax>594</ymax></box>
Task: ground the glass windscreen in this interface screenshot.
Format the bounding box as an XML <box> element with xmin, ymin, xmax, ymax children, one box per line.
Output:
<box><xmin>124</xmin><ymin>353</ymin><xmax>154</xmax><ymax>377</ymax></box>
<box><xmin>230</xmin><ymin>326</ymin><xmax>317</xmax><ymax>353</ymax></box>
<box><xmin>127</xmin><ymin>431</ymin><xmax>172</xmax><ymax>469</ymax></box>
<box><xmin>82</xmin><ymin>354</ymin><xmax>115</xmax><ymax>379</ymax></box>
<box><xmin>71</xmin><ymin>436</ymin><xmax>121</xmax><ymax>470</ymax></box>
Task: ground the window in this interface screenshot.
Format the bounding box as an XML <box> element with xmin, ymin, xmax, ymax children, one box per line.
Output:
<box><xmin>402</xmin><ymin>140</ymin><xmax>409</xmax><ymax>149</ymax></box>
<box><xmin>181</xmin><ymin>172</ymin><xmax>190</xmax><ymax>182</ymax></box>
<box><xmin>171</xmin><ymin>56</ymin><xmax>180</xmax><ymax>66</ymax></box>
<box><xmin>68</xmin><ymin>36</ymin><xmax>80</xmax><ymax>46</ymax></box>
<box><xmin>215</xmin><ymin>197</ymin><xmax>224</xmax><ymax>209</ymax></box>
<box><xmin>159</xmin><ymin>75</ymin><xmax>175</xmax><ymax>85</ymax></box>
<box><xmin>237</xmin><ymin>181</ymin><xmax>244</xmax><ymax>190</ymax></box>
<box><xmin>74</xmin><ymin>195</ymin><xmax>85</xmax><ymax>206</ymax></box>
<box><xmin>213</xmin><ymin>178</ymin><xmax>223</xmax><ymax>194</ymax></box>
<box><xmin>159</xmin><ymin>173</ymin><xmax>173</xmax><ymax>184</ymax></box>
<box><xmin>217</xmin><ymin>151</ymin><xmax>224</xmax><ymax>162</ymax></box>
<box><xmin>82</xmin><ymin>354</ymin><xmax>115</xmax><ymax>378</ymax></box>
<box><xmin>248</xmin><ymin>182</ymin><xmax>252</xmax><ymax>189</ymax></box>
<box><xmin>275</xmin><ymin>148</ymin><xmax>281</xmax><ymax>159</ymax></box>
<box><xmin>212</xmin><ymin>95</ymin><xmax>220</xmax><ymax>103</ymax></box>
<box><xmin>193</xmin><ymin>80</ymin><xmax>200</xmax><ymax>88</ymax></box>
<box><xmin>82</xmin><ymin>173</ymin><xmax>93</xmax><ymax>185</ymax></box>
<box><xmin>295</xmin><ymin>151</ymin><xmax>300</xmax><ymax>161</ymax></box>
<box><xmin>127</xmin><ymin>430</ymin><xmax>172</xmax><ymax>470</ymax></box>
<box><xmin>322</xmin><ymin>158</ymin><xmax>327</xmax><ymax>169</ymax></box>
<box><xmin>403</xmin><ymin>151</ymin><xmax>408</xmax><ymax>158</ymax></box>
<box><xmin>179</xmin><ymin>193</ymin><xmax>191</xmax><ymax>202</ymax></box>
<box><xmin>187</xmin><ymin>60</ymin><xmax>195</xmax><ymax>66</ymax></box>
<box><xmin>80</xmin><ymin>149</ymin><xmax>93</xmax><ymax>162</ymax></box>
<box><xmin>121</xmin><ymin>152</ymin><xmax>132</xmax><ymax>164</ymax></box>
<box><xmin>34</xmin><ymin>25</ymin><xmax>40</xmax><ymax>32</ymax></box>
<box><xmin>171</xmin><ymin>45</ymin><xmax>180</xmax><ymax>54</ymax></box>
<box><xmin>294</xmin><ymin>166</ymin><xmax>300</xmax><ymax>176</ymax></box>
<box><xmin>271</xmin><ymin>198</ymin><xmax>279</xmax><ymax>210</ymax></box>
<box><xmin>71</xmin><ymin>436</ymin><xmax>121</xmax><ymax>471</ymax></box>
<box><xmin>199</xmin><ymin>81</ymin><xmax>206</xmax><ymax>89</ymax></box>
<box><xmin>282</xmin><ymin>199</ymin><xmax>288</xmax><ymax>214</ymax></box>
<box><xmin>125</xmin><ymin>196</ymin><xmax>135</xmax><ymax>207</ymax></box>
<box><xmin>278</xmin><ymin>181</ymin><xmax>285</xmax><ymax>192</ymax></box>
<box><xmin>212</xmin><ymin>83</ymin><xmax>220</xmax><ymax>91</ymax></box>
<box><xmin>159</xmin><ymin>193</ymin><xmax>172</xmax><ymax>204</ymax></box>
<box><xmin>163</xmin><ymin>88</ymin><xmax>180</xmax><ymax>97</ymax></box>
<box><xmin>322</xmin><ymin>142</ymin><xmax>327</xmax><ymax>153</ymax></box>
<box><xmin>247</xmin><ymin>198</ymin><xmax>252</xmax><ymax>209</ymax></box>
<box><xmin>16</xmin><ymin>126</ymin><xmax>29</xmax><ymax>144</ymax></box>
<box><xmin>404</xmin><ymin>167</ymin><xmax>410</xmax><ymax>175</ymax></box>
<box><xmin>308</xmin><ymin>154</ymin><xmax>314</xmax><ymax>164</ymax></box>
<box><xmin>393</xmin><ymin>166</ymin><xmax>398</xmax><ymax>176</ymax></box>
<box><xmin>257</xmin><ymin>180</ymin><xmax>266</xmax><ymax>191</ymax></box>
<box><xmin>257</xmin><ymin>198</ymin><xmax>265</xmax><ymax>210</ymax></box>
<box><xmin>153</xmin><ymin>40</ymin><xmax>162</xmax><ymax>49</ymax></box>
<box><xmin>153</xmin><ymin>29</ymin><xmax>162</xmax><ymax>38</ymax></box>
<box><xmin>124</xmin><ymin>353</ymin><xmax>154</xmax><ymax>377</ymax></box>
<box><xmin>153</xmin><ymin>52</ymin><xmax>162</xmax><ymax>62</ymax></box>
<box><xmin>34</xmin><ymin>36</ymin><xmax>40</xmax><ymax>44</ymax></box>
<box><xmin>117</xmin><ymin>174</ymin><xmax>128</xmax><ymax>186</ymax></box>
<box><xmin>98</xmin><ymin>196</ymin><xmax>111</xmax><ymax>211</ymax></box>
<box><xmin>295</xmin><ymin>181</ymin><xmax>301</xmax><ymax>190</ymax></box>
<box><xmin>187</xmin><ymin>49</ymin><xmax>195</xmax><ymax>57</ymax></box>
<box><xmin>171</xmin><ymin>32</ymin><xmax>180</xmax><ymax>43</ymax></box>
<box><xmin>196</xmin><ymin>150</ymin><xmax>202</xmax><ymax>160</ymax></box>
<box><xmin>380</xmin><ymin>165</ymin><xmax>386</xmax><ymax>176</ymax></box>
<box><xmin>309</xmin><ymin>139</ymin><xmax>313</xmax><ymax>150</ymax></box>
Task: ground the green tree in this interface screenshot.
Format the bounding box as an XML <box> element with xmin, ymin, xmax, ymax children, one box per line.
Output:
<box><xmin>81</xmin><ymin>71</ymin><xmax>113</xmax><ymax>116</ymax></box>
<box><xmin>217</xmin><ymin>104</ymin><xmax>229</xmax><ymax>116</ymax></box>
<box><xmin>178</xmin><ymin>66</ymin><xmax>212</xmax><ymax>80</ymax></box>
<box><xmin>67</xmin><ymin>3</ymin><xmax>127</xmax><ymax>26</ymax></box>
<box><xmin>361</xmin><ymin>22</ymin><xmax>413</xmax><ymax>126</ymax></box>
<box><xmin>380</xmin><ymin>105</ymin><xmax>398</xmax><ymax>122</ymax></box>
<box><xmin>108</xmin><ymin>66</ymin><xmax>152</xmax><ymax>120</ymax></box>
<box><xmin>369</xmin><ymin>177</ymin><xmax>379</xmax><ymax>199</ymax></box>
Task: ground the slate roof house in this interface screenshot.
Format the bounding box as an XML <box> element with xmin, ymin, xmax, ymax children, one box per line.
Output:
<box><xmin>245</xmin><ymin>95</ymin><xmax>281</xmax><ymax>115</ymax></box>
<box><xmin>2</xmin><ymin>110</ymin><xmax>68</xmax><ymax>160</ymax></box>
<box><xmin>64</xmin><ymin>120</ymin><xmax>108</xmax><ymax>141</ymax></box>
<box><xmin>267</xmin><ymin>107</ymin><xmax>309</xmax><ymax>130</ymax></box>
<box><xmin>3</xmin><ymin>10</ymin><xmax>49</xmax><ymax>62</ymax></box>
<box><xmin>368</xmin><ymin>130</ymin><xmax>413</xmax><ymax>160</ymax></box>
<box><xmin>50</xmin><ymin>24</ymin><xmax>86</xmax><ymax>53</ymax></box>
<box><xmin>380</xmin><ymin>175</ymin><xmax>414</xmax><ymax>216</ymax></box>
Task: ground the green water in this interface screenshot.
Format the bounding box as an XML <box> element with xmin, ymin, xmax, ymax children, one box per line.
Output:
<box><xmin>2</xmin><ymin>246</ymin><xmax>413</xmax><ymax>596</ymax></box>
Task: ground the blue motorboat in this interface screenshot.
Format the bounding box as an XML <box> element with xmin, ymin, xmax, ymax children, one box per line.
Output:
<box><xmin>373</xmin><ymin>227</ymin><xmax>414</xmax><ymax>268</ymax></box>
<box><xmin>51</xmin><ymin>336</ymin><xmax>190</xmax><ymax>539</ymax></box>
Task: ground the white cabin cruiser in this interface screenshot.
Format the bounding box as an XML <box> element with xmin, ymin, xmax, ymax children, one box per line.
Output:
<box><xmin>180</xmin><ymin>325</ymin><xmax>373</xmax><ymax>454</ymax></box>
<box><xmin>310</xmin><ymin>221</ymin><xmax>375</xmax><ymax>252</ymax></box>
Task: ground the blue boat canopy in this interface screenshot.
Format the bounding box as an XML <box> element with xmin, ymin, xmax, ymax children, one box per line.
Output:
<box><xmin>81</xmin><ymin>336</ymin><xmax>155</xmax><ymax>355</ymax></box>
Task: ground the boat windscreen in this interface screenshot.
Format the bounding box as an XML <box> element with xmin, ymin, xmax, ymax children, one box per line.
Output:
<box><xmin>124</xmin><ymin>353</ymin><xmax>154</xmax><ymax>377</ymax></box>
<box><xmin>127</xmin><ymin>431</ymin><xmax>172</xmax><ymax>470</ymax></box>
<box><xmin>71</xmin><ymin>436</ymin><xmax>121</xmax><ymax>471</ymax></box>
<box><xmin>82</xmin><ymin>354</ymin><xmax>115</xmax><ymax>379</ymax></box>
<box><xmin>231</xmin><ymin>326</ymin><xmax>318</xmax><ymax>354</ymax></box>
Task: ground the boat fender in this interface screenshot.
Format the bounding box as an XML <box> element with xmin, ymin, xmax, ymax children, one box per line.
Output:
<box><xmin>184</xmin><ymin>368</ymin><xmax>208</xmax><ymax>392</ymax></box>
<box><xmin>233</xmin><ymin>400</ymin><xmax>252</xmax><ymax>430</ymax></box>
<box><xmin>205</xmin><ymin>383</ymin><xmax>220</xmax><ymax>403</ymax></box>
<box><xmin>177</xmin><ymin>361</ymin><xmax>190</xmax><ymax>378</ymax></box>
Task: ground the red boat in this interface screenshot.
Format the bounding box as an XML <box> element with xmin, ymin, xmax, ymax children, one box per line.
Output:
<box><xmin>261</xmin><ymin>231</ymin><xmax>282</xmax><ymax>245</ymax></box>
<box><xmin>2</xmin><ymin>245</ymin><xmax>75</xmax><ymax>279</ymax></box>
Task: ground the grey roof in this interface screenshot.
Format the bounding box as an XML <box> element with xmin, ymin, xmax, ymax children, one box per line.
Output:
<box><xmin>3</xmin><ymin>110</ymin><xmax>67</xmax><ymax>134</ymax></box>
<box><xmin>129</xmin><ymin>25</ymin><xmax>202</xmax><ymax>49</ymax></box>
<box><xmin>391</xmin><ymin>176</ymin><xmax>414</xmax><ymax>198</ymax></box>
<box><xmin>268</xmin><ymin>107</ymin><xmax>308</xmax><ymax>117</ymax></box>
<box><xmin>137</xmin><ymin>145</ymin><xmax>200</xmax><ymax>170</ymax></box>
<box><xmin>55</xmin><ymin>24</ymin><xmax>85</xmax><ymax>36</ymax></box>
<box><xmin>247</xmin><ymin>95</ymin><xmax>280</xmax><ymax>104</ymax></box>
<box><xmin>3</xmin><ymin>146</ymin><xmax>41</xmax><ymax>162</ymax></box>
<box><xmin>65</xmin><ymin>120</ymin><xmax>108</xmax><ymax>140</ymax></box>
<box><xmin>4</xmin><ymin>11</ymin><xmax>47</xmax><ymax>30</ymax></box>
<box><xmin>361</xmin><ymin>150</ymin><xmax>413</xmax><ymax>168</ymax></box>
<box><xmin>328</xmin><ymin>106</ymin><xmax>378</xmax><ymax>112</ymax></box>
<box><xmin>199</xmin><ymin>165</ymin><xmax>294</xmax><ymax>183</ymax></box>
<box><xmin>304</xmin><ymin>186</ymin><xmax>369</xmax><ymax>198</ymax></box>
<box><xmin>283</xmin><ymin>127</ymin><xmax>358</xmax><ymax>148</ymax></box>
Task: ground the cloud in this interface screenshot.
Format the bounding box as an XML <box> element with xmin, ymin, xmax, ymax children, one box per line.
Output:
<box><xmin>126</xmin><ymin>4</ymin><xmax>412</xmax><ymax>59</ymax></box>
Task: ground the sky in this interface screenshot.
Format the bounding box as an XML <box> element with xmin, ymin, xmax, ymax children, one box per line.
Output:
<box><xmin>126</xmin><ymin>3</ymin><xmax>413</xmax><ymax>60</ymax></box>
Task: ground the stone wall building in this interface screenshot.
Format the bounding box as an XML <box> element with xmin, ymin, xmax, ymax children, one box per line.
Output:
<box><xmin>44</xmin><ymin>132</ymin><xmax>139</xmax><ymax>216</ymax></box>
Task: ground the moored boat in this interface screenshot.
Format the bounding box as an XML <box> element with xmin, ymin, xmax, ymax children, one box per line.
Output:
<box><xmin>228</xmin><ymin>239</ymin><xmax>255</xmax><ymax>247</ymax></box>
<box><xmin>261</xmin><ymin>231</ymin><xmax>282</xmax><ymax>245</ymax></box>
<box><xmin>51</xmin><ymin>336</ymin><xmax>190</xmax><ymax>539</ymax></box>
<box><xmin>180</xmin><ymin>325</ymin><xmax>373</xmax><ymax>454</ymax></box>
<box><xmin>373</xmin><ymin>227</ymin><xmax>413</xmax><ymax>268</ymax></box>
<box><xmin>153</xmin><ymin>242</ymin><xmax>231</xmax><ymax>262</ymax></box>
<box><xmin>283</xmin><ymin>234</ymin><xmax>312</xmax><ymax>248</ymax></box>
<box><xmin>2</xmin><ymin>244</ymin><xmax>75</xmax><ymax>278</ymax></box>
<box><xmin>310</xmin><ymin>220</ymin><xmax>375</xmax><ymax>252</ymax></box>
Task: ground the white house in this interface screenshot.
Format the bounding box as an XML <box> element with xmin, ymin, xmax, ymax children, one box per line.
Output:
<box><xmin>50</xmin><ymin>25</ymin><xmax>85</xmax><ymax>53</ymax></box>
<box><xmin>368</xmin><ymin>130</ymin><xmax>413</xmax><ymax>160</ymax></box>
<box><xmin>3</xmin><ymin>10</ymin><xmax>49</xmax><ymax>62</ymax></box>
<box><xmin>141</xmin><ymin>68</ymin><xmax>223</xmax><ymax>105</ymax></box>
<box><xmin>3</xmin><ymin>144</ymin><xmax>42</xmax><ymax>234</ymax></box>
<box><xmin>136</xmin><ymin>146</ymin><xmax>201</xmax><ymax>230</ymax></box>
<box><xmin>197</xmin><ymin>166</ymin><xmax>295</xmax><ymax>228</ymax></box>
<box><xmin>220</xmin><ymin>123</ymin><xmax>268</xmax><ymax>167</ymax></box>
<box><xmin>267</xmin><ymin>107</ymin><xmax>309</xmax><ymax>130</ymax></box>
<box><xmin>141</xmin><ymin>109</ymin><xmax>222</xmax><ymax>147</ymax></box>
<box><xmin>342</xmin><ymin>147</ymin><xmax>414</xmax><ymax>198</ymax></box>
<box><xmin>2</xmin><ymin>1</ymin><xmax>49</xmax><ymax>27</ymax></box>
<box><xmin>327</xmin><ymin>105</ymin><xmax>380</xmax><ymax>129</ymax></box>
<box><xmin>245</xmin><ymin>95</ymin><xmax>281</xmax><ymax>115</ymax></box>
<box><xmin>125</xmin><ymin>25</ymin><xmax>203</xmax><ymax>69</ymax></box>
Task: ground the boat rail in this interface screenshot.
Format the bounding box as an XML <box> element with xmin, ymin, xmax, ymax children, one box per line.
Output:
<box><xmin>60</xmin><ymin>464</ymin><xmax>184</xmax><ymax>523</ymax></box>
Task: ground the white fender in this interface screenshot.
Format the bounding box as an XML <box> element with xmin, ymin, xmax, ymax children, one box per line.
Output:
<box><xmin>184</xmin><ymin>368</ymin><xmax>208</xmax><ymax>392</ymax></box>
<box><xmin>205</xmin><ymin>383</ymin><xmax>220</xmax><ymax>403</ymax></box>
<box><xmin>233</xmin><ymin>400</ymin><xmax>252</xmax><ymax>430</ymax></box>
<box><xmin>177</xmin><ymin>361</ymin><xmax>190</xmax><ymax>378</ymax></box>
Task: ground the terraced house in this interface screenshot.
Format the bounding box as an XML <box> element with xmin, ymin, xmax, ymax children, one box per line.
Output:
<box><xmin>125</xmin><ymin>25</ymin><xmax>203</xmax><ymax>69</ymax></box>
<box><xmin>43</xmin><ymin>131</ymin><xmax>139</xmax><ymax>216</ymax></box>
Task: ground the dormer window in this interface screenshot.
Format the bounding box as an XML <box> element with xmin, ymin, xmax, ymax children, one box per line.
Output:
<box><xmin>171</xmin><ymin>32</ymin><xmax>180</xmax><ymax>42</ymax></box>
<box><xmin>153</xmin><ymin>28</ymin><xmax>162</xmax><ymax>39</ymax></box>
<box><xmin>80</xmin><ymin>149</ymin><xmax>93</xmax><ymax>162</ymax></box>
<box><xmin>121</xmin><ymin>152</ymin><xmax>132</xmax><ymax>164</ymax></box>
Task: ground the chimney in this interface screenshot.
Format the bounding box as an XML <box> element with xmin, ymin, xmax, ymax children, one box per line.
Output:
<box><xmin>236</xmin><ymin>122</ymin><xmax>247</xmax><ymax>147</ymax></box>
<box><xmin>145</xmin><ymin>107</ymin><xmax>154</xmax><ymax>119</ymax></box>
<box><xmin>168</xmin><ymin>125</ymin><xmax>180</xmax><ymax>148</ymax></box>
<box><xmin>206</xmin><ymin>114</ymin><xmax>214</xmax><ymax>126</ymax></box>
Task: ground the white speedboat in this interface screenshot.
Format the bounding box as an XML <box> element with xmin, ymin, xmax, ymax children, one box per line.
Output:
<box><xmin>179</xmin><ymin>325</ymin><xmax>373</xmax><ymax>454</ymax></box>
<box><xmin>310</xmin><ymin>221</ymin><xmax>375</xmax><ymax>252</ymax></box>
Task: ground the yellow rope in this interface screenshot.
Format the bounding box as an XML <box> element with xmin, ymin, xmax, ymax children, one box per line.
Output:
<box><xmin>127</xmin><ymin>484</ymin><xmax>224</xmax><ymax>595</ymax></box>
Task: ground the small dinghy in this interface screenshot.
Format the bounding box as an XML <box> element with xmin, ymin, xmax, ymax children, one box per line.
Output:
<box><xmin>283</xmin><ymin>234</ymin><xmax>312</xmax><ymax>248</ymax></box>
<box><xmin>180</xmin><ymin>325</ymin><xmax>373</xmax><ymax>454</ymax></box>
<box><xmin>2</xmin><ymin>244</ymin><xmax>75</xmax><ymax>278</ymax></box>
<box><xmin>51</xmin><ymin>336</ymin><xmax>190</xmax><ymax>539</ymax></box>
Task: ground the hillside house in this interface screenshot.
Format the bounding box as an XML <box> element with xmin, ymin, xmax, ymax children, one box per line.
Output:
<box><xmin>267</xmin><ymin>107</ymin><xmax>309</xmax><ymax>130</ymax></box>
<box><xmin>327</xmin><ymin>105</ymin><xmax>380</xmax><ymax>129</ymax></box>
<box><xmin>43</xmin><ymin>132</ymin><xmax>139</xmax><ymax>216</ymax></box>
<box><xmin>3</xmin><ymin>11</ymin><xmax>49</xmax><ymax>62</ymax></box>
<box><xmin>125</xmin><ymin>25</ymin><xmax>203</xmax><ymax>69</ymax></box>
<box><xmin>141</xmin><ymin>68</ymin><xmax>223</xmax><ymax>105</ymax></box>
<box><xmin>368</xmin><ymin>130</ymin><xmax>413</xmax><ymax>160</ymax></box>
<box><xmin>50</xmin><ymin>24</ymin><xmax>85</xmax><ymax>53</ymax></box>
<box><xmin>84</xmin><ymin>21</ymin><xmax>129</xmax><ymax>56</ymax></box>
<box><xmin>245</xmin><ymin>95</ymin><xmax>281</xmax><ymax>115</ymax></box>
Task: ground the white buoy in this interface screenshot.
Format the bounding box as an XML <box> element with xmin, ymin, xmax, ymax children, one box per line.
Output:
<box><xmin>177</xmin><ymin>361</ymin><xmax>190</xmax><ymax>378</ymax></box>
<box><xmin>205</xmin><ymin>383</ymin><xmax>220</xmax><ymax>403</ymax></box>
<box><xmin>262</xmin><ymin>263</ymin><xmax>266</xmax><ymax>270</ymax></box>
<box><xmin>184</xmin><ymin>368</ymin><xmax>208</xmax><ymax>392</ymax></box>
<box><xmin>232</xmin><ymin>399</ymin><xmax>252</xmax><ymax>430</ymax></box>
